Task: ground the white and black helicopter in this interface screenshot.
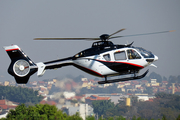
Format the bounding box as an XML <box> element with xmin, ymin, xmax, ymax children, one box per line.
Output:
<box><xmin>4</xmin><ymin>29</ymin><xmax>173</xmax><ymax>84</ymax></box>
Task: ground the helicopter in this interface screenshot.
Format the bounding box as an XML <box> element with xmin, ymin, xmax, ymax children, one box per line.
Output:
<box><xmin>4</xmin><ymin>28</ymin><xmax>174</xmax><ymax>84</ymax></box>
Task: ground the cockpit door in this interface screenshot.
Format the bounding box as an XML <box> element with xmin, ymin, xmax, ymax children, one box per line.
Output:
<box><xmin>127</xmin><ymin>49</ymin><xmax>141</xmax><ymax>60</ymax></box>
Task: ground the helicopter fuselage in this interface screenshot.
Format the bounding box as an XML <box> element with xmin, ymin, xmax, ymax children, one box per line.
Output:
<box><xmin>71</xmin><ymin>41</ymin><xmax>158</xmax><ymax>78</ymax></box>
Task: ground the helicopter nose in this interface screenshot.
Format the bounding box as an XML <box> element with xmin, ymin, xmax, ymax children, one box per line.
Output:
<box><xmin>154</xmin><ymin>55</ymin><xmax>158</xmax><ymax>62</ymax></box>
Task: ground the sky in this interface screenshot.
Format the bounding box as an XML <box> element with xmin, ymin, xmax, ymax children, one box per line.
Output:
<box><xmin>0</xmin><ymin>1</ymin><xmax>180</xmax><ymax>81</ymax></box>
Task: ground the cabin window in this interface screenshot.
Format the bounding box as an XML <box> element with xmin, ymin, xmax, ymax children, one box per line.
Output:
<box><xmin>75</xmin><ymin>52</ymin><xmax>84</xmax><ymax>58</ymax></box>
<box><xmin>127</xmin><ymin>49</ymin><xmax>141</xmax><ymax>59</ymax></box>
<box><xmin>114</xmin><ymin>51</ymin><xmax>126</xmax><ymax>60</ymax></box>
<box><xmin>103</xmin><ymin>54</ymin><xmax>111</xmax><ymax>61</ymax></box>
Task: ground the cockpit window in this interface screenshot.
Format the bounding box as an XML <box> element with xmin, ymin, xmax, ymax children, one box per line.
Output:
<box><xmin>114</xmin><ymin>51</ymin><xmax>126</xmax><ymax>60</ymax></box>
<box><xmin>134</xmin><ymin>47</ymin><xmax>154</xmax><ymax>58</ymax></box>
<box><xmin>75</xmin><ymin>52</ymin><xmax>84</xmax><ymax>58</ymax></box>
<box><xmin>127</xmin><ymin>49</ymin><xmax>141</xmax><ymax>59</ymax></box>
<box><xmin>103</xmin><ymin>54</ymin><xmax>111</xmax><ymax>61</ymax></box>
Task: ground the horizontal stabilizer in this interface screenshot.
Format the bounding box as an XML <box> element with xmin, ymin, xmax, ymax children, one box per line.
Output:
<box><xmin>36</xmin><ymin>62</ymin><xmax>46</xmax><ymax>77</ymax></box>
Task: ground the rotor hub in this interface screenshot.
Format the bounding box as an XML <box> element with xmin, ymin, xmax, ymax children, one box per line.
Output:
<box><xmin>100</xmin><ymin>34</ymin><xmax>109</xmax><ymax>41</ymax></box>
<box><xmin>19</xmin><ymin>65</ymin><xmax>25</xmax><ymax>71</ymax></box>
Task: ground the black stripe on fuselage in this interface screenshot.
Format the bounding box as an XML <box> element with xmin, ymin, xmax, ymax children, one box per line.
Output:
<box><xmin>96</xmin><ymin>60</ymin><xmax>144</xmax><ymax>72</ymax></box>
<box><xmin>73</xmin><ymin>64</ymin><xmax>103</xmax><ymax>77</ymax></box>
<box><xmin>80</xmin><ymin>58</ymin><xmax>143</xmax><ymax>73</ymax></box>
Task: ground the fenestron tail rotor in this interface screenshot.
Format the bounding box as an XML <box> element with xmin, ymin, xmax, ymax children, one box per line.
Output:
<box><xmin>13</xmin><ymin>60</ymin><xmax>30</xmax><ymax>77</ymax></box>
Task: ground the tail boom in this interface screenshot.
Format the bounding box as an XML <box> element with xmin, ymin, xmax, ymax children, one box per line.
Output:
<box><xmin>4</xmin><ymin>45</ymin><xmax>73</xmax><ymax>84</ymax></box>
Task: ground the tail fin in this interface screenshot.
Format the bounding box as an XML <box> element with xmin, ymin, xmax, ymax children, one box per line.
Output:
<box><xmin>4</xmin><ymin>45</ymin><xmax>37</xmax><ymax>84</ymax></box>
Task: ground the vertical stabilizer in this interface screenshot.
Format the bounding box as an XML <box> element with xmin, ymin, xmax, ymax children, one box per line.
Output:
<box><xmin>4</xmin><ymin>45</ymin><xmax>37</xmax><ymax>84</ymax></box>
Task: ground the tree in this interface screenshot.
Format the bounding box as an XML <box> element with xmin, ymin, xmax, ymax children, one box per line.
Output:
<box><xmin>3</xmin><ymin>104</ymin><xmax>83</xmax><ymax>120</ymax></box>
<box><xmin>130</xmin><ymin>96</ymin><xmax>138</xmax><ymax>105</ymax></box>
<box><xmin>178</xmin><ymin>75</ymin><xmax>180</xmax><ymax>84</ymax></box>
<box><xmin>74</xmin><ymin>75</ymin><xmax>85</xmax><ymax>83</ymax></box>
<box><xmin>144</xmin><ymin>87</ymin><xmax>153</xmax><ymax>95</ymax></box>
<box><xmin>168</xmin><ymin>75</ymin><xmax>178</xmax><ymax>83</ymax></box>
<box><xmin>163</xmin><ymin>76</ymin><xmax>167</xmax><ymax>81</ymax></box>
<box><xmin>149</xmin><ymin>72</ymin><xmax>162</xmax><ymax>83</ymax></box>
<box><xmin>177</xmin><ymin>114</ymin><xmax>180</xmax><ymax>120</ymax></box>
<box><xmin>92</xmin><ymin>100</ymin><xmax>115</xmax><ymax>117</ymax></box>
<box><xmin>0</xmin><ymin>85</ymin><xmax>43</xmax><ymax>104</ymax></box>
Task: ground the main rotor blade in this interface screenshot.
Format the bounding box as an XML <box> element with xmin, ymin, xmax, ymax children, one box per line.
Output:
<box><xmin>109</xmin><ymin>28</ymin><xmax>126</xmax><ymax>38</ymax></box>
<box><xmin>34</xmin><ymin>30</ymin><xmax>175</xmax><ymax>40</ymax></box>
<box><xmin>109</xmin><ymin>30</ymin><xmax>175</xmax><ymax>39</ymax></box>
<box><xmin>34</xmin><ymin>37</ymin><xmax>100</xmax><ymax>40</ymax></box>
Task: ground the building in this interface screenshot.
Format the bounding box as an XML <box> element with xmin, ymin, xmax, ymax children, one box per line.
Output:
<box><xmin>151</xmin><ymin>79</ymin><xmax>159</xmax><ymax>87</ymax></box>
<box><xmin>0</xmin><ymin>99</ymin><xmax>18</xmax><ymax>110</ymax></box>
<box><xmin>81</xmin><ymin>78</ymin><xmax>88</xmax><ymax>81</ymax></box>
<box><xmin>82</xmin><ymin>81</ymin><xmax>88</xmax><ymax>88</ymax></box>
<box><xmin>135</xmin><ymin>95</ymin><xmax>155</xmax><ymax>102</ymax></box>
<box><xmin>85</xmin><ymin>95</ymin><xmax>110</xmax><ymax>105</ymax></box>
<box><xmin>40</xmin><ymin>100</ymin><xmax>56</xmax><ymax>105</ymax></box>
<box><xmin>68</xmin><ymin>104</ymin><xmax>94</xmax><ymax>120</ymax></box>
<box><xmin>3</xmin><ymin>81</ymin><xmax>9</xmax><ymax>86</ymax></box>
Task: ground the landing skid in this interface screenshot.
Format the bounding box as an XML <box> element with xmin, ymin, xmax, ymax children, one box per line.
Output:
<box><xmin>98</xmin><ymin>69</ymin><xmax>149</xmax><ymax>84</ymax></box>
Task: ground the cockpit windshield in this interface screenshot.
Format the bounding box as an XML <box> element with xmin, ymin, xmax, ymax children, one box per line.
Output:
<box><xmin>133</xmin><ymin>47</ymin><xmax>154</xmax><ymax>58</ymax></box>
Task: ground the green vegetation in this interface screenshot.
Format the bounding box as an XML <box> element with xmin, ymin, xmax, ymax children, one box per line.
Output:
<box><xmin>92</xmin><ymin>100</ymin><xmax>115</xmax><ymax>117</ymax></box>
<box><xmin>91</xmin><ymin>93</ymin><xmax>180</xmax><ymax>120</ymax></box>
<box><xmin>147</xmin><ymin>72</ymin><xmax>163</xmax><ymax>83</ymax></box>
<box><xmin>1</xmin><ymin>103</ymin><xmax>180</xmax><ymax>120</ymax></box>
<box><xmin>145</xmin><ymin>72</ymin><xmax>180</xmax><ymax>84</ymax></box>
<box><xmin>1</xmin><ymin>104</ymin><xmax>82</xmax><ymax>120</ymax></box>
<box><xmin>0</xmin><ymin>85</ymin><xmax>43</xmax><ymax>104</ymax></box>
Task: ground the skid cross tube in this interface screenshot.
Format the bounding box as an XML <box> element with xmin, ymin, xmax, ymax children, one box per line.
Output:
<box><xmin>98</xmin><ymin>69</ymin><xmax>149</xmax><ymax>84</ymax></box>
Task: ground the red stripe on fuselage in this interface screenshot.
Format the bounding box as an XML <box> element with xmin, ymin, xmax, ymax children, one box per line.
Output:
<box><xmin>6</xmin><ymin>48</ymin><xmax>19</xmax><ymax>51</ymax></box>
